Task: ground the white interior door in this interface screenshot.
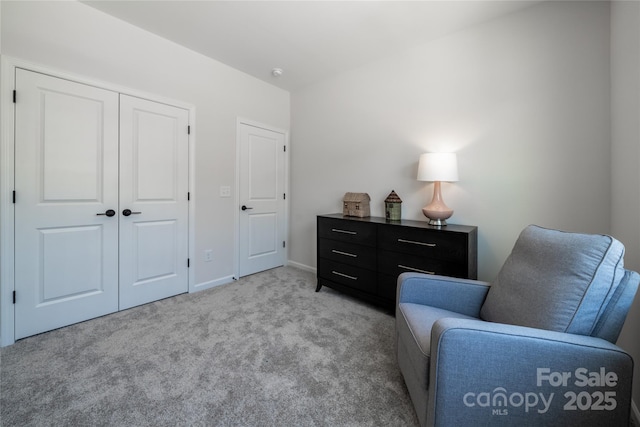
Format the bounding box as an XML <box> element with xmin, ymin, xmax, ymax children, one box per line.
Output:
<box><xmin>14</xmin><ymin>69</ymin><xmax>120</xmax><ymax>339</ymax></box>
<box><xmin>118</xmin><ymin>95</ymin><xmax>189</xmax><ymax>309</ymax></box>
<box><xmin>238</xmin><ymin>123</ymin><xmax>286</xmax><ymax>277</ymax></box>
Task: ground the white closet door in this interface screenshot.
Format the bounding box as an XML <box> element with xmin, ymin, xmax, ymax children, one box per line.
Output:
<box><xmin>118</xmin><ymin>95</ymin><xmax>189</xmax><ymax>310</ymax></box>
<box><xmin>14</xmin><ymin>69</ymin><xmax>120</xmax><ymax>339</ymax></box>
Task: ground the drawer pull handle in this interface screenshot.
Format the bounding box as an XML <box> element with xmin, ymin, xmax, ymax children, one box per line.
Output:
<box><xmin>331</xmin><ymin>250</ymin><xmax>357</xmax><ymax>258</ymax></box>
<box><xmin>332</xmin><ymin>271</ymin><xmax>358</xmax><ymax>280</ymax></box>
<box><xmin>332</xmin><ymin>228</ymin><xmax>357</xmax><ymax>235</ymax></box>
<box><xmin>398</xmin><ymin>238</ymin><xmax>436</xmax><ymax>247</ymax></box>
<box><xmin>398</xmin><ymin>264</ymin><xmax>435</xmax><ymax>275</ymax></box>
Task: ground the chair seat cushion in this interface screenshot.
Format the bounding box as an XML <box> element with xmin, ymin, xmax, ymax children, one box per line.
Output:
<box><xmin>396</xmin><ymin>302</ymin><xmax>477</xmax><ymax>391</ymax></box>
<box><xmin>480</xmin><ymin>225</ymin><xmax>626</xmax><ymax>335</ymax></box>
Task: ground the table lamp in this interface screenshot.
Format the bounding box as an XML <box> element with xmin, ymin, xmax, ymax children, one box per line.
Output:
<box><xmin>417</xmin><ymin>152</ymin><xmax>459</xmax><ymax>226</ymax></box>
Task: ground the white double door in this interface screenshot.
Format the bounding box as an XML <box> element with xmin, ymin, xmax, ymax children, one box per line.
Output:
<box><xmin>14</xmin><ymin>69</ymin><xmax>189</xmax><ymax>339</ymax></box>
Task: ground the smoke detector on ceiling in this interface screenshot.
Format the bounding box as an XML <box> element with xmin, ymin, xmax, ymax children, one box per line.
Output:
<box><xmin>271</xmin><ymin>68</ymin><xmax>284</xmax><ymax>77</ymax></box>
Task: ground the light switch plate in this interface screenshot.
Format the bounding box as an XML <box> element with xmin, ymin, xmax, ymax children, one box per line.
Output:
<box><xmin>220</xmin><ymin>186</ymin><xmax>231</xmax><ymax>198</ymax></box>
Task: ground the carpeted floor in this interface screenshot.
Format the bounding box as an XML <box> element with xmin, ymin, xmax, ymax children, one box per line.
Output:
<box><xmin>0</xmin><ymin>266</ymin><xmax>419</xmax><ymax>426</ymax></box>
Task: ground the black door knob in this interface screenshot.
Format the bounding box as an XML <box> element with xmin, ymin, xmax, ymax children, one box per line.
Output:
<box><xmin>241</xmin><ymin>205</ymin><xmax>253</xmax><ymax>211</ymax></box>
<box><xmin>97</xmin><ymin>209</ymin><xmax>116</xmax><ymax>217</ymax></box>
<box><xmin>122</xmin><ymin>209</ymin><xmax>142</xmax><ymax>216</ymax></box>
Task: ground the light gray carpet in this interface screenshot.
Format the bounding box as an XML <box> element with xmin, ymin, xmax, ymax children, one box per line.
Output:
<box><xmin>1</xmin><ymin>267</ymin><xmax>419</xmax><ymax>426</ymax></box>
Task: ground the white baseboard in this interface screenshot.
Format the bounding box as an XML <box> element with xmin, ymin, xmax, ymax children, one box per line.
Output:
<box><xmin>287</xmin><ymin>260</ymin><xmax>316</xmax><ymax>273</ymax></box>
<box><xmin>192</xmin><ymin>264</ymin><xmax>314</xmax><ymax>294</ymax></box>
<box><xmin>191</xmin><ymin>275</ymin><xmax>235</xmax><ymax>293</ymax></box>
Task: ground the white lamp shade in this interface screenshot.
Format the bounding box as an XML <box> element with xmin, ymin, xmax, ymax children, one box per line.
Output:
<box><xmin>417</xmin><ymin>152</ymin><xmax>459</xmax><ymax>182</ymax></box>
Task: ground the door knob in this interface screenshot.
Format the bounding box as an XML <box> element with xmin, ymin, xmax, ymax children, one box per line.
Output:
<box><xmin>241</xmin><ymin>205</ymin><xmax>253</xmax><ymax>211</ymax></box>
<box><xmin>97</xmin><ymin>209</ymin><xmax>116</xmax><ymax>217</ymax></box>
<box><xmin>122</xmin><ymin>209</ymin><xmax>142</xmax><ymax>216</ymax></box>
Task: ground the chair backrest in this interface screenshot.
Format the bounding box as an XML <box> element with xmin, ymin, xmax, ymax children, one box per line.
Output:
<box><xmin>591</xmin><ymin>269</ymin><xmax>639</xmax><ymax>342</ymax></box>
<box><xmin>480</xmin><ymin>225</ymin><xmax>638</xmax><ymax>342</ymax></box>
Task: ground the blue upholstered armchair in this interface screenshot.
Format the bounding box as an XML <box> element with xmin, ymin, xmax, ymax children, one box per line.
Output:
<box><xmin>396</xmin><ymin>225</ymin><xmax>639</xmax><ymax>427</ymax></box>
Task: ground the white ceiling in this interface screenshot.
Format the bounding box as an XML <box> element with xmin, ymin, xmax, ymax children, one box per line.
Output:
<box><xmin>83</xmin><ymin>1</ymin><xmax>543</xmax><ymax>91</ymax></box>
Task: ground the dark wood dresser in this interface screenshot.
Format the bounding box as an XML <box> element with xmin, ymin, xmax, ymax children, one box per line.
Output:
<box><xmin>316</xmin><ymin>214</ymin><xmax>477</xmax><ymax>309</ymax></box>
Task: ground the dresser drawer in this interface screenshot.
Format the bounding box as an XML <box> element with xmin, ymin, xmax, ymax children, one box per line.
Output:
<box><xmin>318</xmin><ymin>238</ymin><xmax>377</xmax><ymax>269</ymax></box>
<box><xmin>318</xmin><ymin>217</ymin><xmax>376</xmax><ymax>247</ymax></box>
<box><xmin>378</xmin><ymin>249</ymin><xmax>463</xmax><ymax>278</ymax></box>
<box><xmin>318</xmin><ymin>258</ymin><xmax>377</xmax><ymax>293</ymax></box>
<box><xmin>378</xmin><ymin>226</ymin><xmax>466</xmax><ymax>261</ymax></box>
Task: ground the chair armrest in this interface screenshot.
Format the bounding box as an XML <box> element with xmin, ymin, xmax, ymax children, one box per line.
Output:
<box><xmin>427</xmin><ymin>318</ymin><xmax>633</xmax><ymax>427</ymax></box>
<box><xmin>396</xmin><ymin>272</ymin><xmax>490</xmax><ymax>318</ymax></box>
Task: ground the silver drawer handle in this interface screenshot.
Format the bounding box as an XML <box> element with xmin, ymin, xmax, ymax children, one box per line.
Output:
<box><xmin>398</xmin><ymin>264</ymin><xmax>435</xmax><ymax>275</ymax></box>
<box><xmin>332</xmin><ymin>228</ymin><xmax>357</xmax><ymax>235</ymax></box>
<box><xmin>398</xmin><ymin>238</ymin><xmax>436</xmax><ymax>247</ymax></box>
<box><xmin>332</xmin><ymin>271</ymin><xmax>358</xmax><ymax>280</ymax></box>
<box><xmin>331</xmin><ymin>250</ymin><xmax>357</xmax><ymax>258</ymax></box>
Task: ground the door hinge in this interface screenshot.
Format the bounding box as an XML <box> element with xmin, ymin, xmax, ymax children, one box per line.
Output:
<box><xmin>187</xmin><ymin>125</ymin><xmax>191</xmax><ymax>135</ymax></box>
<box><xmin>283</xmin><ymin>241</ymin><xmax>286</xmax><ymax>248</ymax></box>
<box><xmin>13</xmin><ymin>291</ymin><xmax>16</xmax><ymax>304</ymax></box>
<box><xmin>13</xmin><ymin>90</ymin><xmax>17</xmax><ymax>103</ymax></box>
<box><xmin>188</xmin><ymin>192</ymin><xmax>190</xmax><ymax>201</ymax></box>
<box><xmin>283</xmin><ymin>193</ymin><xmax>286</xmax><ymax>200</ymax></box>
<box><xmin>283</xmin><ymin>145</ymin><xmax>286</xmax><ymax>152</ymax></box>
<box><xmin>12</xmin><ymin>191</ymin><xmax>16</xmax><ymax>204</ymax></box>
<box><xmin>187</xmin><ymin>258</ymin><xmax>190</xmax><ymax>268</ymax></box>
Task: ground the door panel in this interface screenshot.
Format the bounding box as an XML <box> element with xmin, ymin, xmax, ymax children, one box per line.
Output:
<box><xmin>119</xmin><ymin>95</ymin><xmax>189</xmax><ymax>310</ymax></box>
<box><xmin>249</xmin><ymin>213</ymin><xmax>278</xmax><ymax>256</ymax></box>
<box><xmin>133</xmin><ymin>220</ymin><xmax>178</xmax><ymax>282</ymax></box>
<box><xmin>134</xmin><ymin>110</ymin><xmax>179</xmax><ymax>201</ymax></box>
<box><xmin>42</xmin><ymin>91</ymin><xmax>106</xmax><ymax>201</ymax></box>
<box><xmin>14</xmin><ymin>69</ymin><xmax>119</xmax><ymax>339</ymax></box>
<box><xmin>249</xmin><ymin>137</ymin><xmax>278</xmax><ymax>199</ymax></box>
<box><xmin>40</xmin><ymin>225</ymin><xmax>105</xmax><ymax>301</ymax></box>
<box><xmin>239</xmin><ymin>124</ymin><xmax>286</xmax><ymax>277</ymax></box>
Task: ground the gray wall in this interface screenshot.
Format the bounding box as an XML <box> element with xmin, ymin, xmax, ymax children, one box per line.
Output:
<box><xmin>290</xmin><ymin>0</ymin><xmax>639</xmax><ymax>417</ymax></box>
<box><xmin>611</xmin><ymin>0</ymin><xmax>640</xmax><ymax>420</ymax></box>
<box><xmin>290</xmin><ymin>1</ymin><xmax>612</xmax><ymax>281</ymax></box>
<box><xmin>1</xmin><ymin>1</ymin><xmax>290</xmax><ymax>288</ymax></box>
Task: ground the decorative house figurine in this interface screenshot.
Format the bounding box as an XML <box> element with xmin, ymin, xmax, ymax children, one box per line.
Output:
<box><xmin>342</xmin><ymin>192</ymin><xmax>371</xmax><ymax>218</ymax></box>
<box><xmin>384</xmin><ymin>190</ymin><xmax>402</xmax><ymax>221</ymax></box>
